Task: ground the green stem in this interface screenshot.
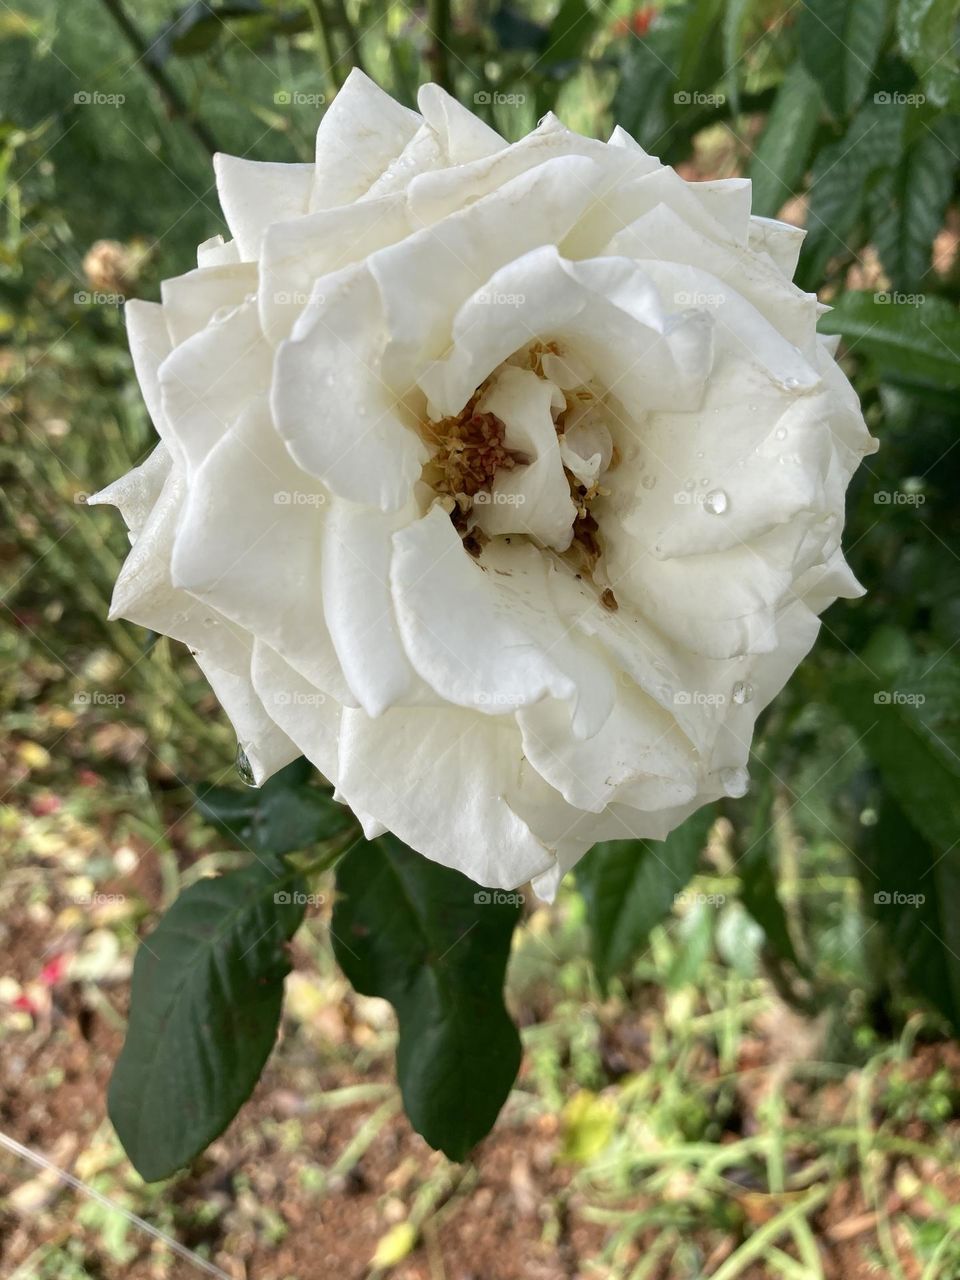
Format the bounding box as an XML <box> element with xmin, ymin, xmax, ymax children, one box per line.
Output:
<box><xmin>309</xmin><ymin>0</ymin><xmax>346</xmax><ymax>92</ymax></box>
<box><xmin>328</xmin><ymin>0</ymin><xmax>367</xmax><ymax>77</ymax></box>
<box><xmin>96</xmin><ymin>0</ymin><xmax>219</xmax><ymax>157</ymax></box>
<box><xmin>426</xmin><ymin>0</ymin><xmax>452</xmax><ymax>92</ymax></box>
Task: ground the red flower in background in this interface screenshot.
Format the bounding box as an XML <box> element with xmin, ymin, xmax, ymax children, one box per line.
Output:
<box><xmin>613</xmin><ymin>5</ymin><xmax>657</xmax><ymax>37</ymax></box>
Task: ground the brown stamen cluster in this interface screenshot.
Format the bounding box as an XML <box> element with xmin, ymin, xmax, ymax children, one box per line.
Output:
<box><xmin>421</xmin><ymin>391</ymin><xmax>529</xmax><ymax>503</ymax></box>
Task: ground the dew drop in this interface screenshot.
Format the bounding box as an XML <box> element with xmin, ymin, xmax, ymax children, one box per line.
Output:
<box><xmin>202</xmin><ymin>616</ymin><xmax>219</xmax><ymax>628</ymax></box>
<box><xmin>721</xmin><ymin>766</ymin><xmax>750</xmax><ymax>798</ymax></box>
<box><xmin>783</xmin><ymin>376</ymin><xmax>801</xmax><ymax>391</ymax></box>
<box><xmin>703</xmin><ymin>489</ymin><xmax>728</xmax><ymax>515</ymax></box>
<box><xmin>235</xmin><ymin>743</ymin><xmax>259</xmax><ymax>788</ymax></box>
<box><xmin>775</xmin><ymin>427</ymin><xmax>787</xmax><ymax>441</ymax></box>
<box><xmin>641</xmin><ymin>474</ymin><xmax>657</xmax><ymax>490</ymax></box>
<box><xmin>683</xmin><ymin>478</ymin><xmax>695</xmax><ymax>492</ymax></box>
<box><xmin>732</xmin><ymin>680</ymin><xmax>754</xmax><ymax>705</ymax></box>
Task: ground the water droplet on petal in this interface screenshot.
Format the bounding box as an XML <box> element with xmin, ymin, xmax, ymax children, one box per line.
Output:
<box><xmin>721</xmin><ymin>766</ymin><xmax>749</xmax><ymax>798</ymax></box>
<box><xmin>235</xmin><ymin>743</ymin><xmax>259</xmax><ymax>788</ymax></box>
<box><xmin>783</xmin><ymin>376</ymin><xmax>801</xmax><ymax>391</ymax></box>
<box><xmin>703</xmin><ymin>489</ymin><xmax>728</xmax><ymax>515</ymax></box>
<box><xmin>732</xmin><ymin>680</ymin><xmax>754</xmax><ymax>705</ymax></box>
<box><xmin>641</xmin><ymin>474</ymin><xmax>657</xmax><ymax>490</ymax></box>
<box><xmin>775</xmin><ymin>427</ymin><xmax>787</xmax><ymax>441</ymax></box>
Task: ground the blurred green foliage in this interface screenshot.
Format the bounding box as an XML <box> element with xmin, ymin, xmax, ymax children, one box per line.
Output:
<box><xmin>2</xmin><ymin>0</ymin><xmax>960</xmax><ymax>1125</ymax></box>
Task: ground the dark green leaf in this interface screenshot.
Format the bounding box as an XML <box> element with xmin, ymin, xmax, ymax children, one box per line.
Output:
<box><xmin>799</xmin><ymin>0</ymin><xmax>892</xmax><ymax>118</ymax></box>
<box><xmin>576</xmin><ymin>808</ymin><xmax>714</xmax><ymax>992</ymax></box>
<box><xmin>749</xmin><ymin>63</ymin><xmax>823</xmax><ymax>217</ymax></box>
<box><xmin>858</xmin><ymin>791</ymin><xmax>960</xmax><ymax>1028</ymax></box>
<box><xmin>800</xmin><ymin>100</ymin><xmax>906</xmax><ymax>287</ymax></box>
<box><xmin>736</xmin><ymin>782</ymin><xmax>802</xmax><ymax>966</ymax></box>
<box><xmin>830</xmin><ymin>654</ymin><xmax>960</xmax><ymax>856</ymax></box>
<box><xmin>110</xmin><ymin>861</ymin><xmax>306</xmax><ymax>1181</ymax></box>
<box><xmin>897</xmin><ymin>0</ymin><xmax>960</xmax><ymax>109</ymax></box>
<box><xmin>540</xmin><ymin>0</ymin><xmax>599</xmax><ymax>69</ymax></box>
<box><xmin>331</xmin><ymin>836</ymin><xmax>521</xmax><ymax>1161</ymax></box>
<box><xmin>722</xmin><ymin>0</ymin><xmax>756</xmax><ymax>114</ymax></box>
<box><xmin>870</xmin><ymin>125</ymin><xmax>956</xmax><ymax>289</ymax></box>
<box><xmin>818</xmin><ymin>291</ymin><xmax>960</xmax><ymax>389</ymax></box>
<box><xmin>195</xmin><ymin>757</ymin><xmax>355</xmax><ymax>856</ymax></box>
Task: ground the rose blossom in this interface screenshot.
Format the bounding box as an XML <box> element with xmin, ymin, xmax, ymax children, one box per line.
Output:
<box><xmin>91</xmin><ymin>72</ymin><xmax>877</xmax><ymax>899</ymax></box>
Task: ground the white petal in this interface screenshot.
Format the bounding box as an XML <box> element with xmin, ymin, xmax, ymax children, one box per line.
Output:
<box><xmin>169</xmin><ymin>397</ymin><xmax>354</xmax><ymax>704</ymax></box>
<box><xmin>419</xmin><ymin>247</ymin><xmax>713</xmax><ymax>418</ymax></box>
<box><xmin>417</xmin><ymin>83</ymin><xmax>506</xmax><ymax>163</ymax></box>
<box><xmin>198</xmin><ymin>644</ymin><xmax>300</xmax><ymax>785</ymax></box>
<box><xmin>258</xmin><ymin>195</ymin><xmax>411</xmax><ymax>344</ymax></box>
<box><xmin>197</xmin><ymin>234</ymin><xmax>240</xmax><ymax>268</ymax></box>
<box><xmin>213</xmin><ymin>154</ymin><xmax>314</xmax><ymax>260</ymax></box>
<box><xmin>390</xmin><ymin>505</ymin><xmax>615</xmax><ymax>738</ymax></box>
<box><xmin>322</xmin><ymin>496</ymin><xmax>422</xmax><ymax>717</ymax></box>
<box><xmin>161</xmin><ymin>262</ymin><xmax>258</xmax><ymax>347</ymax></box>
<box><xmin>123</xmin><ymin>300</ymin><xmax>174</xmax><ymax>449</ymax></box>
<box><xmin>271</xmin><ymin>262</ymin><xmax>428</xmax><ymax>510</ymax></box>
<box><xmin>748</xmin><ymin>215</ymin><xmax>806</xmax><ymax>279</ymax></box>
<box><xmin>250</xmin><ymin>639</ymin><xmax>342</xmax><ymax>782</ymax></box>
<box><xmin>311</xmin><ymin>68</ymin><xmax>421</xmax><ymax>210</ymax></box>
<box><xmin>159</xmin><ymin>298</ymin><xmax>272</xmax><ymax>474</ymax></box>
<box><xmin>87</xmin><ymin>442</ymin><xmax>171</xmax><ymax>536</ymax></box>
<box><xmin>471</xmin><ymin>366</ymin><xmax>575</xmax><ymax>550</ymax></box>
<box><xmin>335</xmin><ymin>705</ymin><xmax>556</xmax><ymax>889</ymax></box>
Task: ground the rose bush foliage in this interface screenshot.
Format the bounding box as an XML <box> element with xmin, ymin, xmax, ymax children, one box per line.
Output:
<box><xmin>93</xmin><ymin>71</ymin><xmax>876</xmax><ymax>897</ymax></box>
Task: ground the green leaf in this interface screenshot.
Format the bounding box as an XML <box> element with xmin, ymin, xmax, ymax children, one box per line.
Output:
<box><xmin>331</xmin><ymin>836</ymin><xmax>522</xmax><ymax>1161</ymax></box>
<box><xmin>830</xmin><ymin>654</ymin><xmax>960</xmax><ymax>856</ymax></box>
<box><xmin>723</xmin><ymin>0</ymin><xmax>757</xmax><ymax>113</ymax></box>
<box><xmin>870</xmin><ymin>125</ymin><xmax>956</xmax><ymax>289</ymax></box>
<box><xmin>898</xmin><ymin>0</ymin><xmax>960</xmax><ymax>109</ymax></box>
<box><xmin>196</xmin><ymin>757</ymin><xmax>355</xmax><ymax>856</ymax></box>
<box><xmin>540</xmin><ymin>0</ymin><xmax>598</xmax><ymax>68</ymax></box>
<box><xmin>798</xmin><ymin>0</ymin><xmax>892</xmax><ymax>118</ymax></box>
<box><xmin>109</xmin><ymin>861</ymin><xmax>306</xmax><ymax>1181</ymax></box>
<box><xmin>818</xmin><ymin>291</ymin><xmax>960</xmax><ymax>390</ymax></box>
<box><xmin>576</xmin><ymin>808</ymin><xmax>714</xmax><ymax>992</ymax></box>
<box><xmin>749</xmin><ymin>63</ymin><xmax>823</xmax><ymax>217</ymax></box>
<box><xmin>736</xmin><ymin>781</ymin><xmax>802</xmax><ymax>966</ymax></box>
<box><xmin>799</xmin><ymin>100</ymin><xmax>906</xmax><ymax>287</ymax></box>
<box><xmin>858</xmin><ymin>791</ymin><xmax>960</xmax><ymax>1028</ymax></box>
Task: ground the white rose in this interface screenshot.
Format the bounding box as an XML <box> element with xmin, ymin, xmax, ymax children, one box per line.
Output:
<box><xmin>91</xmin><ymin>71</ymin><xmax>877</xmax><ymax>900</ymax></box>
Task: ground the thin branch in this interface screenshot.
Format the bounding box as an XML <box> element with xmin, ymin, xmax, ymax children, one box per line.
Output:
<box><xmin>426</xmin><ymin>0</ymin><xmax>452</xmax><ymax>92</ymax></box>
<box><xmin>97</xmin><ymin>0</ymin><xmax>219</xmax><ymax>158</ymax></box>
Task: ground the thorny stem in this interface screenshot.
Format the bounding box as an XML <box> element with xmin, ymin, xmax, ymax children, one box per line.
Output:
<box><xmin>97</xmin><ymin>0</ymin><xmax>220</xmax><ymax>158</ymax></box>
